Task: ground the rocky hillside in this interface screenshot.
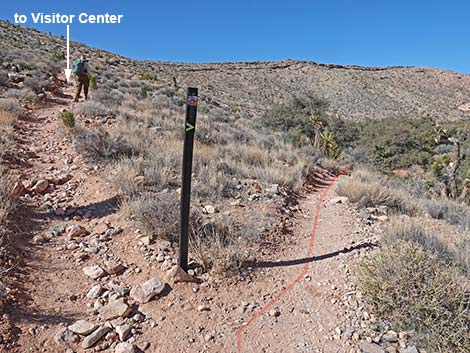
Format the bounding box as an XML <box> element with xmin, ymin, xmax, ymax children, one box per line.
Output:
<box><xmin>1</xmin><ymin>20</ymin><xmax>470</xmax><ymax>121</ymax></box>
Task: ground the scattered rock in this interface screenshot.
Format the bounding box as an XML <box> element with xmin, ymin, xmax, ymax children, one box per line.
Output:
<box><xmin>360</xmin><ymin>342</ymin><xmax>386</xmax><ymax>353</ymax></box>
<box><xmin>164</xmin><ymin>265</ymin><xmax>196</xmax><ymax>284</ymax></box>
<box><xmin>86</xmin><ymin>284</ymin><xmax>103</xmax><ymax>299</ymax></box>
<box><xmin>54</xmin><ymin>328</ymin><xmax>79</xmax><ymax>344</ymax></box>
<box><xmin>139</xmin><ymin>341</ymin><xmax>150</xmax><ymax>351</ymax></box>
<box><xmin>68</xmin><ymin>320</ymin><xmax>97</xmax><ymax>336</ymax></box>
<box><xmin>115</xmin><ymin>342</ymin><xmax>136</xmax><ymax>353</ymax></box>
<box><xmin>50</xmin><ymin>225</ymin><xmax>66</xmax><ymax>237</ymax></box>
<box><xmin>330</xmin><ymin>196</ymin><xmax>349</xmax><ymax>204</ymax></box>
<box><xmin>156</xmin><ymin>240</ymin><xmax>171</xmax><ymax>253</ymax></box>
<box><xmin>266</xmin><ymin>184</ymin><xmax>279</xmax><ymax>194</ymax></box>
<box><xmin>83</xmin><ymin>265</ymin><xmax>106</xmax><ymax>279</ymax></box>
<box><xmin>103</xmin><ymin>260</ymin><xmax>126</xmax><ymax>275</ymax></box>
<box><xmin>115</xmin><ymin>325</ymin><xmax>131</xmax><ymax>341</ymax></box>
<box><xmin>99</xmin><ymin>298</ymin><xmax>131</xmax><ymax>320</ymax></box>
<box><xmin>402</xmin><ymin>347</ymin><xmax>419</xmax><ymax>353</ymax></box>
<box><xmin>81</xmin><ymin>325</ymin><xmax>110</xmax><ymax>349</ymax></box>
<box><xmin>68</xmin><ymin>225</ymin><xmax>88</xmax><ymax>238</ymax></box>
<box><xmin>382</xmin><ymin>331</ymin><xmax>398</xmax><ymax>343</ymax></box>
<box><xmin>130</xmin><ymin>277</ymin><xmax>165</xmax><ymax>304</ymax></box>
<box><xmin>32</xmin><ymin>179</ymin><xmax>49</xmax><ymax>194</ymax></box>
<box><xmin>32</xmin><ymin>235</ymin><xmax>46</xmax><ymax>244</ymax></box>
<box><xmin>203</xmin><ymin>205</ymin><xmax>216</xmax><ymax>214</ymax></box>
<box><xmin>269</xmin><ymin>307</ymin><xmax>281</xmax><ymax>317</ymax></box>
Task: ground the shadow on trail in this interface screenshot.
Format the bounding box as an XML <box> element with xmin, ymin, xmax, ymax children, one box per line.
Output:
<box><xmin>252</xmin><ymin>241</ymin><xmax>378</xmax><ymax>269</ymax></box>
<box><xmin>30</xmin><ymin>195</ymin><xmax>119</xmax><ymax>221</ymax></box>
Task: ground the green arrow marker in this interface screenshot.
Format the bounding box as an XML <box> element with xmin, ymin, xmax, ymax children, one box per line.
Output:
<box><xmin>186</xmin><ymin>122</ymin><xmax>195</xmax><ymax>132</ymax></box>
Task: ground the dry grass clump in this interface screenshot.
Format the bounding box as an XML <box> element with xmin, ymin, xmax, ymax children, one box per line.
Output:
<box><xmin>190</xmin><ymin>217</ymin><xmax>249</xmax><ymax>275</ymax></box>
<box><xmin>455</xmin><ymin>233</ymin><xmax>470</xmax><ymax>277</ymax></box>
<box><xmin>381</xmin><ymin>220</ymin><xmax>451</xmax><ymax>258</ymax></box>
<box><xmin>75</xmin><ymin>101</ymin><xmax>109</xmax><ymax>118</ymax></box>
<box><xmin>336</xmin><ymin>169</ymin><xmax>417</xmax><ymax>215</ymax></box>
<box><xmin>73</xmin><ymin>127</ymin><xmax>140</xmax><ymax>161</ymax></box>
<box><xmin>359</xmin><ymin>243</ymin><xmax>470</xmax><ymax>352</ymax></box>
<box><xmin>421</xmin><ymin>198</ymin><xmax>470</xmax><ymax>231</ymax></box>
<box><xmin>0</xmin><ymin>99</ymin><xmax>23</xmax><ymax>116</ymax></box>
<box><xmin>0</xmin><ymin>110</ymin><xmax>16</xmax><ymax>153</ymax></box>
<box><xmin>134</xmin><ymin>193</ymin><xmax>179</xmax><ymax>242</ymax></box>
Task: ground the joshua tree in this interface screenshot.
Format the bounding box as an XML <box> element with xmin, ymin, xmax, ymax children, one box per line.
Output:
<box><xmin>319</xmin><ymin>129</ymin><xmax>341</xmax><ymax>159</ymax></box>
<box><xmin>446</xmin><ymin>137</ymin><xmax>461</xmax><ymax>199</ymax></box>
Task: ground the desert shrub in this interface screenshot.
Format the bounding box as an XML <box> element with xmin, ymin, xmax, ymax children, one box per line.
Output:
<box><xmin>337</xmin><ymin>169</ymin><xmax>417</xmax><ymax>215</ymax></box>
<box><xmin>0</xmin><ymin>168</ymin><xmax>13</xmax><ymax>227</ymax></box>
<box><xmin>75</xmin><ymin>100</ymin><xmax>108</xmax><ymax>117</ymax></box>
<box><xmin>6</xmin><ymin>88</ymin><xmax>37</xmax><ymax>104</ymax></box>
<box><xmin>61</xmin><ymin>110</ymin><xmax>75</xmax><ymax>128</ymax></box>
<box><xmin>455</xmin><ymin>233</ymin><xmax>470</xmax><ymax>277</ymax></box>
<box><xmin>73</xmin><ymin>128</ymin><xmax>137</xmax><ymax>161</ymax></box>
<box><xmin>190</xmin><ymin>216</ymin><xmax>249</xmax><ymax>274</ymax></box>
<box><xmin>134</xmin><ymin>192</ymin><xmax>179</xmax><ymax>241</ymax></box>
<box><xmin>348</xmin><ymin>117</ymin><xmax>436</xmax><ymax>171</ymax></box>
<box><xmin>0</xmin><ymin>98</ymin><xmax>23</xmax><ymax>115</ymax></box>
<box><xmin>0</xmin><ymin>109</ymin><xmax>16</xmax><ymax>128</ymax></box>
<box><xmin>421</xmin><ymin>198</ymin><xmax>470</xmax><ymax>230</ymax></box>
<box><xmin>89</xmin><ymin>75</ymin><xmax>97</xmax><ymax>91</ymax></box>
<box><xmin>359</xmin><ymin>243</ymin><xmax>470</xmax><ymax>352</ymax></box>
<box><xmin>23</xmin><ymin>76</ymin><xmax>49</xmax><ymax>93</ymax></box>
<box><xmin>0</xmin><ymin>110</ymin><xmax>15</xmax><ymax>152</ymax></box>
<box><xmin>382</xmin><ymin>220</ymin><xmax>452</xmax><ymax>258</ymax></box>
<box><xmin>193</xmin><ymin>165</ymin><xmax>237</xmax><ymax>201</ymax></box>
<box><xmin>0</xmin><ymin>70</ymin><xmax>8</xmax><ymax>86</ymax></box>
<box><xmin>140</xmin><ymin>85</ymin><xmax>148</xmax><ymax>99</ymax></box>
<box><xmin>141</xmin><ymin>71</ymin><xmax>156</xmax><ymax>81</ymax></box>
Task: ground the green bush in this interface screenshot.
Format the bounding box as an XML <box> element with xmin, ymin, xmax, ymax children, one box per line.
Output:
<box><xmin>141</xmin><ymin>85</ymin><xmax>148</xmax><ymax>99</ymax></box>
<box><xmin>359</xmin><ymin>243</ymin><xmax>470</xmax><ymax>352</ymax></box>
<box><xmin>141</xmin><ymin>71</ymin><xmax>156</xmax><ymax>81</ymax></box>
<box><xmin>89</xmin><ymin>75</ymin><xmax>97</xmax><ymax>91</ymax></box>
<box><xmin>61</xmin><ymin>110</ymin><xmax>75</xmax><ymax>128</ymax></box>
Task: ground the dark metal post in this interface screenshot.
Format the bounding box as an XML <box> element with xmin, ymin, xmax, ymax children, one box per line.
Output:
<box><xmin>178</xmin><ymin>87</ymin><xmax>198</xmax><ymax>271</ymax></box>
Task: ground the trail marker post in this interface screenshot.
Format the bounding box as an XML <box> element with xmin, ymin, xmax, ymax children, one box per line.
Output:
<box><xmin>178</xmin><ymin>87</ymin><xmax>199</xmax><ymax>271</ymax></box>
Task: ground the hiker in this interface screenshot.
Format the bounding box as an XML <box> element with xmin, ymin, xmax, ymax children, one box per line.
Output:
<box><xmin>73</xmin><ymin>56</ymin><xmax>90</xmax><ymax>102</ymax></box>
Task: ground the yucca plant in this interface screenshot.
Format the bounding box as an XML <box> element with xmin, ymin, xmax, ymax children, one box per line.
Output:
<box><xmin>61</xmin><ymin>110</ymin><xmax>75</xmax><ymax>128</ymax></box>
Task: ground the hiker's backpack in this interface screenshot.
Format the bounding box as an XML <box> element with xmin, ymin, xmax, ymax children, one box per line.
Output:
<box><xmin>73</xmin><ymin>59</ymin><xmax>85</xmax><ymax>75</ymax></box>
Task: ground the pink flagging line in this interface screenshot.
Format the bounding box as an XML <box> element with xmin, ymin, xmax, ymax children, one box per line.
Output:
<box><xmin>236</xmin><ymin>170</ymin><xmax>348</xmax><ymax>353</ymax></box>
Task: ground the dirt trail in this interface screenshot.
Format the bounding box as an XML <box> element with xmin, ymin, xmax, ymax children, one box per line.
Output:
<box><xmin>6</xmin><ymin>84</ymin><xmax>374</xmax><ymax>353</ymax></box>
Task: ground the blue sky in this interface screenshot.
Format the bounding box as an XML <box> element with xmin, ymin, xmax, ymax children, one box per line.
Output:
<box><xmin>1</xmin><ymin>0</ymin><xmax>469</xmax><ymax>73</ymax></box>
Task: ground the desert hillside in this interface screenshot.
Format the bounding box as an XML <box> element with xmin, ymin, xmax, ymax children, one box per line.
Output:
<box><xmin>2</xmin><ymin>20</ymin><xmax>470</xmax><ymax>121</ymax></box>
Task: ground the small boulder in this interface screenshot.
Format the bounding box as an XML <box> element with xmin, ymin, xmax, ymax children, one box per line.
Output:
<box><xmin>103</xmin><ymin>259</ymin><xmax>126</xmax><ymax>275</ymax></box>
<box><xmin>115</xmin><ymin>342</ymin><xmax>136</xmax><ymax>353</ymax></box>
<box><xmin>130</xmin><ymin>277</ymin><xmax>165</xmax><ymax>304</ymax></box>
<box><xmin>115</xmin><ymin>324</ymin><xmax>131</xmax><ymax>341</ymax></box>
<box><xmin>360</xmin><ymin>342</ymin><xmax>386</xmax><ymax>353</ymax></box>
<box><xmin>68</xmin><ymin>224</ymin><xmax>88</xmax><ymax>238</ymax></box>
<box><xmin>86</xmin><ymin>284</ymin><xmax>103</xmax><ymax>299</ymax></box>
<box><xmin>68</xmin><ymin>320</ymin><xmax>97</xmax><ymax>336</ymax></box>
<box><xmin>54</xmin><ymin>328</ymin><xmax>79</xmax><ymax>344</ymax></box>
<box><xmin>203</xmin><ymin>205</ymin><xmax>216</xmax><ymax>214</ymax></box>
<box><xmin>32</xmin><ymin>179</ymin><xmax>49</xmax><ymax>194</ymax></box>
<box><xmin>164</xmin><ymin>265</ymin><xmax>196</xmax><ymax>284</ymax></box>
<box><xmin>99</xmin><ymin>298</ymin><xmax>131</xmax><ymax>320</ymax></box>
<box><xmin>81</xmin><ymin>325</ymin><xmax>110</xmax><ymax>349</ymax></box>
<box><xmin>83</xmin><ymin>265</ymin><xmax>106</xmax><ymax>279</ymax></box>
